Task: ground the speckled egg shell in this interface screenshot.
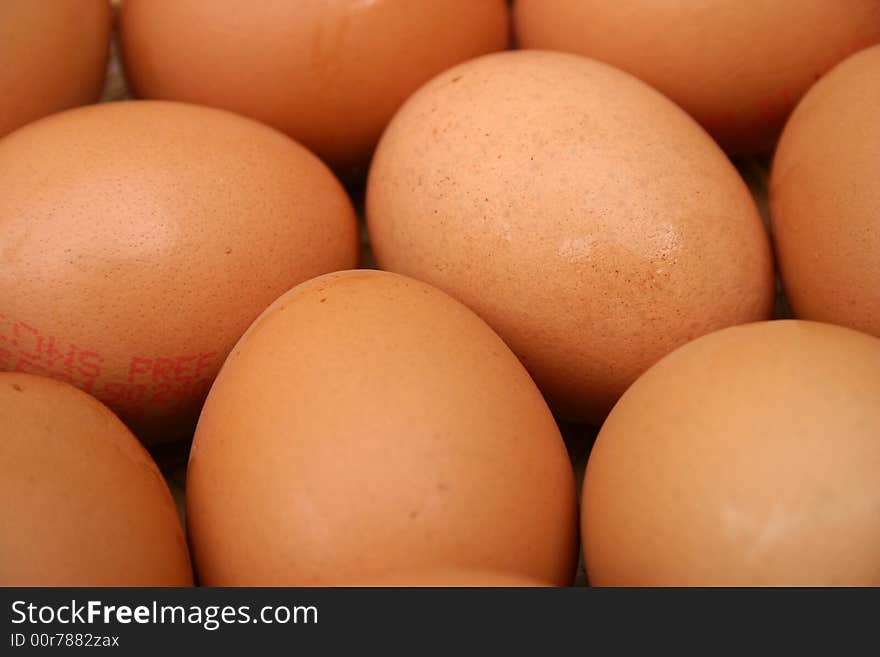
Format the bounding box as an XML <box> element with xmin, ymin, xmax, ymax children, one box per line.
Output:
<box><xmin>0</xmin><ymin>101</ymin><xmax>359</xmax><ymax>444</ymax></box>
<box><xmin>367</xmin><ymin>50</ymin><xmax>775</xmax><ymax>425</ymax></box>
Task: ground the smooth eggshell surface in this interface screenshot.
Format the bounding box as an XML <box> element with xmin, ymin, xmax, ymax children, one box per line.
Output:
<box><xmin>367</xmin><ymin>50</ymin><xmax>775</xmax><ymax>425</ymax></box>
<box><xmin>0</xmin><ymin>373</ymin><xmax>193</xmax><ymax>586</ymax></box>
<box><xmin>0</xmin><ymin>101</ymin><xmax>359</xmax><ymax>444</ymax></box>
<box><xmin>187</xmin><ymin>270</ymin><xmax>578</xmax><ymax>586</ymax></box>
<box><xmin>0</xmin><ymin>0</ymin><xmax>111</xmax><ymax>138</ymax></box>
<box><xmin>117</xmin><ymin>0</ymin><xmax>510</xmax><ymax>177</ymax></box>
<box><xmin>582</xmin><ymin>320</ymin><xmax>880</xmax><ymax>586</ymax></box>
<box><xmin>771</xmin><ymin>45</ymin><xmax>880</xmax><ymax>338</ymax></box>
<box><xmin>513</xmin><ymin>0</ymin><xmax>880</xmax><ymax>154</ymax></box>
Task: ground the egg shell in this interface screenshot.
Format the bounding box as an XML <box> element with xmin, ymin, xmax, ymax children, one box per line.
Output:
<box><xmin>367</xmin><ymin>50</ymin><xmax>775</xmax><ymax>425</ymax></box>
<box><xmin>0</xmin><ymin>0</ymin><xmax>111</xmax><ymax>138</ymax></box>
<box><xmin>0</xmin><ymin>373</ymin><xmax>193</xmax><ymax>586</ymax></box>
<box><xmin>582</xmin><ymin>320</ymin><xmax>880</xmax><ymax>586</ymax></box>
<box><xmin>117</xmin><ymin>0</ymin><xmax>510</xmax><ymax>177</ymax></box>
<box><xmin>770</xmin><ymin>45</ymin><xmax>880</xmax><ymax>338</ymax></box>
<box><xmin>187</xmin><ymin>269</ymin><xmax>578</xmax><ymax>586</ymax></box>
<box><xmin>0</xmin><ymin>100</ymin><xmax>359</xmax><ymax>444</ymax></box>
<box><xmin>513</xmin><ymin>0</ymin><xmax>880</xmax><ymax>154</ymax></box>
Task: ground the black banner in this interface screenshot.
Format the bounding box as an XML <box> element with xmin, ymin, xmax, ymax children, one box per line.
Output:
<box><xmin>1</xmin><ymin>587</ymin><xmax>875</xmax><ymax>653</ymax></box>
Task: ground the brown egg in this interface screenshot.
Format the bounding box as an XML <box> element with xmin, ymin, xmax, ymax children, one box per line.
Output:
<box><xmin>0</xmin><ymin>101</ymin><xmax>358</xmax><ymax>445</ymax></box>
<box><xmin>347</xmin><ymin>569</ymin><xmax>554</xmax><ymax>587</ymax></box>
<box><xmin>187</xmin><ymin>270</ymin><xmax>578</xmax><ymax>586</ymax></box>
<box><xmin>117</xmin><ymin>0</ymin><xmax>510</xmax><ymax>177</ymax></box>
<box><xmin>582</xmin><ymin>320</ymin><xmax>880</xmax><ymax>586</ymax></box>
<box><xmin>513</xmin><ymin>0</ymin><xmax>880</xmax><ymax>154</ymax></box>
<box><xmin>0</xmin><ymin>373</ymin><xmax>193</xmax><ymax>586</ymax></box>
<box><xmin>367</xmin><ymin>50</ymin><xmax>774</xmax><ymax>425</ymax></box>
<box><xmin>770</xmin><ymin>45</ymin><xmax>880</xmax><ymax>338</ymax></box>
<box><xmin>0</xmin><ymin>0</ymin><xmax>111</xmax><ymax>138</ymax></box>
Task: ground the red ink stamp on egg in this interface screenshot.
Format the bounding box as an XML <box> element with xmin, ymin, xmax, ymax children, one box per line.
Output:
<box><xmin>0</xmin><ymin>316</ymin><xmax>103</xmax><ymax>390</ymax></box>
<box><xmin>0</xmin><ymin>313</ymin><xmax>9</xmax><ymax>343</ymax></box>
<box><xmin>118</xmin><ymin>352</ymin><xmax>219</xmax><ymax>408</ymax></box>
<box><xmin>12</xmin><ymin>321</ymin><xmax>42</xmax><ymax>359</ymax></box>
<box><xmin>1</xmin><ymin>315</ymin><xmax>219</xmax><ymax>409</ymax></box>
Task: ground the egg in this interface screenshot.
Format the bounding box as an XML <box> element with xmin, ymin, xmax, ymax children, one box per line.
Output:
<box><xmin>582</xmin><ymin>320</ymin><xmax>880</xmax><ymax>586</ymax></box>
<box><xmin>513</xmin><ymin>0</ymin><xmax>880</xmax><ymax>154</ymax></box>
<box><xmin>367</xmin><ymin>50</ymin><xmax>774</xmax><ymax>425</ymax></box>
<box><xmin>0</xmin><ymin>101</ymin><xmax>358</xmax><ymax>444</ymax></box>
<box><xmin>0</xmin><ymin>373</ymin><xmax>193</xmax><ymax>586</ymax></box>
<box><xmin>187</xmin><ymin>270</ymin><xmax>578</xmax><ymax>586</ymax></box>
<box><xmin>0</xmin><ymin>0</ymin><xmax>111</xmax><ymax>139</ymax></box>
<box><xmin>117</xmin><ymin>0</ymin><xmax>510</xmax><ymax>177</ymax></box>
<box><xmin>770</xmin><ymin>45</ymin><xmax>880</xmax><ymax>338</ymax></box>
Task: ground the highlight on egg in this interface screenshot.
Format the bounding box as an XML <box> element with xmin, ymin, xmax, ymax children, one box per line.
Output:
<box><xmin>367</xmin><ymin>49</ymin><xmax>775</xmax><ymax>426</ymax></box>
<box><xmin>0</xmin><ymin>100</ymin><xmax>359</xmax><ymax>445</ymax></box>
<box><xmin>186</xmin><ymin>270</ymin><xmax>579</xmax><ymax>586</ymax></box>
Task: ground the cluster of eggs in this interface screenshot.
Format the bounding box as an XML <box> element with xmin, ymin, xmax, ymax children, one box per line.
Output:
<box><xmin>2</xmin><ymin>1</ymin><xmax>880</xmax><ymax>587</ymax></box>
